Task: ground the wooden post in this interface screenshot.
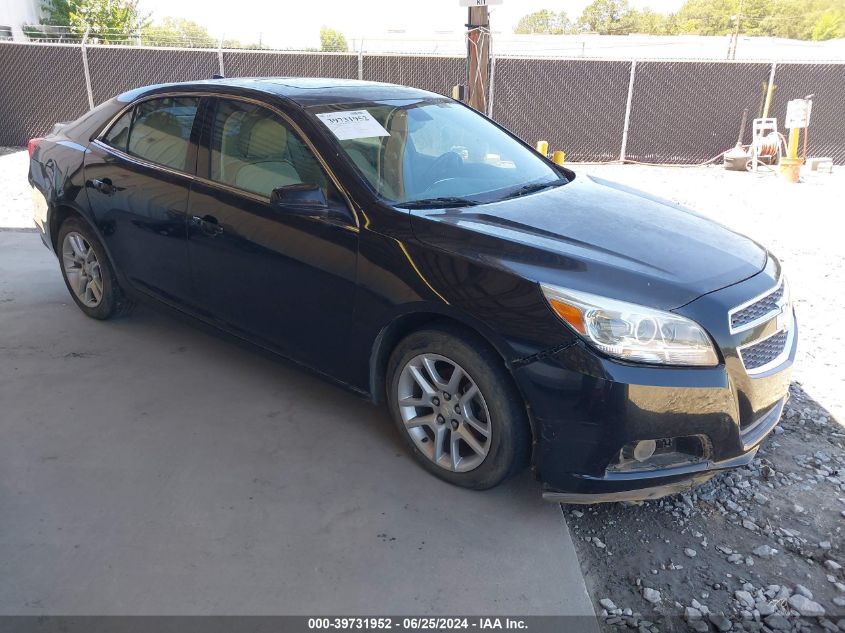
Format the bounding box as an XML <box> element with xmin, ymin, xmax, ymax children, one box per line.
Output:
<box><xmin>466</xmin><ymin>5</ymin><xmax>490</xmax><ymax>113</ymax></box>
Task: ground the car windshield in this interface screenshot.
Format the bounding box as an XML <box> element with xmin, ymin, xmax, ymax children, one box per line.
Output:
<box><xmin>309</xmin><ymin>98</ymin><xmax>565</xmax><ymax>206</ymax></box>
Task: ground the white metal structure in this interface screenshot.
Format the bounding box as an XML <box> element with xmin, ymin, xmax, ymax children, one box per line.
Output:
<box><xmin>750</xmin><ymin>118</ymin><xmax>780</xmax><ymax>172</ymax></box>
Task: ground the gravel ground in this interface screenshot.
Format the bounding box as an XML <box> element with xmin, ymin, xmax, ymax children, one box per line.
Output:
<box><xmin>4</xmin><ymin>146</ymin><xmax>843</xmax><ymax>630</ymax></box>
<box><xmin>571</xmin><ymin>162</ymin><xmax>845</xmax><ymax>633</ymax></box>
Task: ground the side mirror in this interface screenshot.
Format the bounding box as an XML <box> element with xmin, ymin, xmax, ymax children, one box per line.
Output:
<box><xmin>270</xmin><ymin>184</ymin><xmax>328</xmax><ymax>212</ymax></box>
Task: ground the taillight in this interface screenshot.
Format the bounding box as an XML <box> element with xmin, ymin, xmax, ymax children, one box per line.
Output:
<box><xmin>27</xmin><ymin>137</ymin><xmax>43</xmax><ymax>158</ymax></box>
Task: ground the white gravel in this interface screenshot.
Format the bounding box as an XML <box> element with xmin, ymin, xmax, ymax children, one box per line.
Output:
<box><xmin>3</xmin><ymin>146</ymin><xmax>843</xmax><ymax>420</ymax></box>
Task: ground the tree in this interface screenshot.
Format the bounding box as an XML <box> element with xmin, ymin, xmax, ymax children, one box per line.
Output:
<box><xmin>627</xmin><ymin>8</ymin><xmax>672</xmax><ymax>34</ymax></box>
<box><xmin>672</xmin><ymin>0</ymin><xmax>845</xmax><ymax>38</ymax></box>
<box><xmin>141</xmin><ymin>17</ymin><xmax>215</xmax><ymax>48</ymax></box>
<box><xmin>319</xmin><ymin>26</ymin><xmax>348</xmax><ymax>52</ymax></box>
<box><xmin>511</xmin><ymin>0</ymin><xmax>845</xmax><ymax>39</ymax></box>
<box><xmin>514</xmin><ymin>10</ymin><xmax>572</xmax><ymax>34</ymax></box>
<box><xmin>758</xmin><ymin>0</ymin><xmax>808</xmax><ymax>38</ymax></box>
<box><xmin>673</xmin><ymin>0</ymin><xmax>736</xmax><ymax>34</ymax></box>
<box><xmin>36</xmin><ymin>0</ymin><xmax>148</xmax><ymax>40</ymax></box>
<box><xmin>576</xmin><ymin>0</ymin><xmax>637</xmax><ymax>34</ymax></box>
<box><xmin>811</xmin><ymin>8</ymin><xmax>845</xmax><ymax>38</ymax></box>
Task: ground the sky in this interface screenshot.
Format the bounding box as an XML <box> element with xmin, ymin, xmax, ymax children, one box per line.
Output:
<box><xmin>136</xmin><ymin>0</ymin><xmax>687</xmax><ymax>48</ymax></box>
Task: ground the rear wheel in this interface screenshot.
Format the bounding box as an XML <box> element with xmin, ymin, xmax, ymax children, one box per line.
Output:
<box><xmin>57</xmin><ymin>217</ymin><xmax>133</xmax><ymax>320</ymax></box>
<box><xmin>386</xmin><ymin>326</ymin><xmax>530</xmax><ymax>490</ymax></box>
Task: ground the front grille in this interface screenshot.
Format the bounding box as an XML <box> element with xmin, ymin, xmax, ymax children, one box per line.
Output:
<box><xmin>740</xmin><ymin>330</ymin><xmax>788</xmax><ymax>371</ymax></box>
<box><xmin>730</xmin><ymin>282</ymin><xmax>784</xmax><ymax>331</ymax></box>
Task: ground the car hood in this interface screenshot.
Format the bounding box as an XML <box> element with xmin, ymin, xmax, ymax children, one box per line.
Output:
<box><xmin>408</xmin><ymin>175</ymin><xmax>768</xmax><ymax>311</ymax></box>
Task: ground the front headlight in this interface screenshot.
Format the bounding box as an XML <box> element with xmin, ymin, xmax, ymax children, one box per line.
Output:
<box><xmin>540</xmin><ymin>284</ymin><xmax>719</xmax><ymax>367</ymax></box>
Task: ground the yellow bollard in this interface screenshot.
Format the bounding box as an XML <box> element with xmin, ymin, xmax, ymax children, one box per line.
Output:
<box><xmin>780</xmin><ymin>128</ymin><xmax>802</xmax><ymax>183</ymax></box>
<box><xmin>786</xmin><ymin>128</ymin><xmax>800</xmax><ymax>159</ymax></box>
<box><xmin>552</xmin><ymin>150</ymin><xmax>566</xmax><ymax>165</ymax></box>
<box><xmin>536</xmin><ymin>140</ymin><xmax>549</xmax><ymax>157</ymax></box>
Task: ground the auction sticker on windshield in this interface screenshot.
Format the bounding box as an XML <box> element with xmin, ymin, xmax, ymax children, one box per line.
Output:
<box><xmin>316</xmin><ymin>110</ymin><xmax>390</xmax><ymax>140</ymax></box>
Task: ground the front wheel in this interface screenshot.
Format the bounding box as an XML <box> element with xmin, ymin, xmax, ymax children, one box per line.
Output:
<box><xmin>386</xmin><ymin>326</ymin><xmax>530</xmax><ymax>490</ymax></box>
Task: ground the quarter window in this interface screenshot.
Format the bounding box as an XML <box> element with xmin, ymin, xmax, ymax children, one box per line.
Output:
<box><xmin>102</xmin><ymin>110</ymin><xmax>132</xmax><ymax>152</ymax></box>
<box><xmin>208</xmin><ymin>99</ymin><xmax>328</xmax><ymax>198</ymax></box>
<box><xmin>120</xmin><ymin>96</ymin><xmax>199</xmax><ymax>171</ymax></box>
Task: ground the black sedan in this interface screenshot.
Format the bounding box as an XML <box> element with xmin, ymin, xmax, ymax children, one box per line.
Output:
<box><xmin>28</xmin><ymin>78</ymin><xmax>796</xmax><ymax>502</ymax></box>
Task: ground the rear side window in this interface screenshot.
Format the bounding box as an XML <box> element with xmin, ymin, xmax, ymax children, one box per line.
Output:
<box><xmin>101</xmin><ymin>96</ymin><xmax>199</xmax><ymax>172</ymax></box>
<box><xmin>128</xmin><ymin>97</ymin><xmax>199</xmax><ymax>171</ymax></box>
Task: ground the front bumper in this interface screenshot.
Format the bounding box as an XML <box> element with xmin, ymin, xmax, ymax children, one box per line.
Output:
<box><xmin>540</xmin><ymin>435</ymin><xmax>766</xmax><ymax>504</ymax></box>
<box><xmin>513</xmin><ymin>262</ymin><xmax>796</xmax><ymax>503</ymax></box>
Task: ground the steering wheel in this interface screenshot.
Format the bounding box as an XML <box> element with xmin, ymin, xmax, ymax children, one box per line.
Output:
<box><xmin>422</xmin><ymin>151</ymin><xmax>463</xmax><ymax>188</ymax></box>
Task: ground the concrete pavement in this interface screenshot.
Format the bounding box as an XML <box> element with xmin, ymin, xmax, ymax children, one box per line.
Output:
<box><xmin>0</xmin><ymin>230</ymin><xmax>595</xmax><ymax>617</ymax></box>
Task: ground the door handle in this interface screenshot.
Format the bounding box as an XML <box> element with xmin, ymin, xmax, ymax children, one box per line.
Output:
<box><xmin>90</xmin><ymin>178</ymin><xmax>116</xmax><ymax>195</ymax></box>
<box><xmin>192</xmin><ymin>214</ymin><xmax>223</xmax><ymax>236</ymax></box>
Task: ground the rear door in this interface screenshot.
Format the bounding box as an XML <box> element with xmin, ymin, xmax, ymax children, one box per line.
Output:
<box><xmin>85</xmin><ymin>95</ymin><xmax>201</xmax><ymax>305</ymax></box>
<box><xmin>186</xmin><ymin>96</ymin><xmax>359</xmax><ymax>376</ymax></box>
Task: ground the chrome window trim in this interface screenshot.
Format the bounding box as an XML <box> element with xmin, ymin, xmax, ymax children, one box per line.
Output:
<box><xmin>736</xmin><ymin>309</ymin><xmax>794</xmax><ymax>376</ymax></box>
<box><xmin>93</xmin><ymin>90</ymin><xmax>360</xmax><ymax>229</ymax></box>
<box><xmin>91</xmin><ymin>138</ymin><xmax>197</xmax><ymax>183</ymax></box>
<box><xmin>727</xmin><ymin>275</ymin><xmax>785</xmax><ymax>334</ymax></box>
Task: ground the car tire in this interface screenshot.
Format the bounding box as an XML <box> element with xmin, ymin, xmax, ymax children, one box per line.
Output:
<box><xmin>386</xmin><ymin>325</ymin><xmax>530</xmax><ymax>490</ymax></box>
<box><xmin>57</xmin><ymin>217</ymin><xmax>134</xmax><ymax>320</ymax></box>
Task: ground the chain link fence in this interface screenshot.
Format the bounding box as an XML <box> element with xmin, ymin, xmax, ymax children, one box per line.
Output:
<box><xmin>1</xmin><ymin>40</ymin><xmax>843</xmax><ymax>164</ymax></box>
<box><xmin>491</xmin><ymin>58</ymin><xmax>633</xmax><ymax>162</ymax></box>
<box><xmin>222</xmin><ymin>50</ymin><xmax>358</xmax><ymax>81</ymax></box>
<box><xmin>624</xmin><ymin>61</ymin><xmax>774</xmax><ymax>164</ymax></box>
<box><xmin>768</xmin><ymin>63</ymin><xmax>845</xmax><ymax>166</ymax></box>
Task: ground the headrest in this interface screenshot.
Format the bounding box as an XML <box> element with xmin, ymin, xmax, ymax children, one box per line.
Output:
<box><xmin>136</xmin><ymin>110</ymin><xmax>180</xmax><ymax>136</ymax></box>
<box><xmin>243</xmin><ymin>117</ymin><xmax>288</xmax><ymax>159</ymax></box>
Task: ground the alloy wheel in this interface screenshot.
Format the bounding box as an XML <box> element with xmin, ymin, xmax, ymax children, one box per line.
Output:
<box><xmin>397</xmin><ymin>353</ymin><xmax>492</xmax><ymax>472</ymax></box>
<box><xmin>62</xmin><ymin>232</ymin><xmax>104</xmax><ymax>308</ymax></box>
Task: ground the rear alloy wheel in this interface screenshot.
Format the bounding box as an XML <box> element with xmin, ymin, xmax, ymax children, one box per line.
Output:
<box><xmin>387</xmin><ymin>327</ymin><xmax>530</xmax><ymax>490</ymax></box>
<box><xmin>57</xmin><ymin>217</ymin><xmax>133</xmax><ymax>320</ymax></box>
<box><xmin>62</xmin><ymin>232</ymin><xmax>104</xmax><ymax>308</ymax></box>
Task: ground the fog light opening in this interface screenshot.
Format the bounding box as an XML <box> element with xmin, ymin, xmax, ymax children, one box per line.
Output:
<box><xmin>633</xmin><ymin>439</ymin><xmax>657</xmax><ymax>462</ymax></box>
<box><xmin>608</xmin><ymin>435</ymin><xmax>710</xmax><ymax>474</ymax></box>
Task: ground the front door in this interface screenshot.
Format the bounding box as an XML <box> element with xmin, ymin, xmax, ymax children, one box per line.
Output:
<box><xmin>85</xmin><ymin>95</ymin><xmax>200</xmax><ymax>304</ymax></box>
<box><xmin>186</xmin><ymin>97</ymin><xmax>359</xmax><ymax>378</ymax></box>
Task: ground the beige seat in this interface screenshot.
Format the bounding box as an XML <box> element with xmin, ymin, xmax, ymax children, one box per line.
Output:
<box><xmin>233</xmin><ymin>117</ymin><xmax>302</xmax><ymax>197</ymax></box>
<box><xmin>379</xmin><ymin>109</ymin><xmax>408</xmax><ymax>199</ymax></box>
<box><xmin>346</xmin><ymin>148</ymin><xmax>380</xmax><ymax>187</ymax></box>
<box><xmin>128</xmin><ymin>110</ymin><xmax>187</xmax><ymax>170</ymax></box>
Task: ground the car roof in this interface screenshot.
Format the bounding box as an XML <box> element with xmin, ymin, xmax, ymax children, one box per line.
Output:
<box><xmin>116</xmin><ymin>77</ymin><xmax>444</xmax><ymax>107</ymax></box>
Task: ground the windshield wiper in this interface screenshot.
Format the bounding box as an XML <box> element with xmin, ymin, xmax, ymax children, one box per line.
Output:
<box><xmin>500</xmin><ymin>177</ymin><xmax>568</xmax><ymax>201</ymax></box>
<box><xmin>398</xmin><ymin>196</ymin><xmax>480</xmax><ymax>209</ymax></box>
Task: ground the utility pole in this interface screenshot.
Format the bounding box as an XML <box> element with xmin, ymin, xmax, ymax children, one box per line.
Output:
<box><xmin>466</xmin><ymin>5</ymin><xmax>490</xmax><ymax>113</ymax></box>
<box><xmin>727</xmin><ymin>0</ymin><xmax>744</xmax><ymax>60</ymax></box>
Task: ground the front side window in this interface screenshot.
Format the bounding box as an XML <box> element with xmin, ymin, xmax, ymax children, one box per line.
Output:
<box><xmin>310</xmin><ymin>99</ymin><xmax>563</xmax><ymax>205</ymax></box>
<box><xmin>208</xmin><ymin>99</ymin><xmax>328</xmax><ymax>199</ymax></box>
<box><xmin>123</xmin><ymin>96</ymin><xmax>199</xmax><ymax>171</ymax></box>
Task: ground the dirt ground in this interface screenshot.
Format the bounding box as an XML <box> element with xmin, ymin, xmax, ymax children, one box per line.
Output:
<box><xmin>573</xmin><ymin>162</ymin><xmax>845</xmax><ymax>633</ymax></box>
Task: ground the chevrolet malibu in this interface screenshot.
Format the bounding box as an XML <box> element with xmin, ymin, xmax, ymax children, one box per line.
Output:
<box><xmin>28</xmin><ymin>78</ymin><xmax>797</xmax><ymax>502</ymax></box>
